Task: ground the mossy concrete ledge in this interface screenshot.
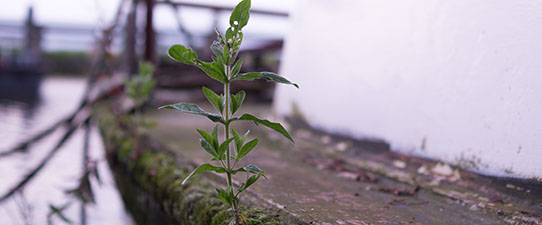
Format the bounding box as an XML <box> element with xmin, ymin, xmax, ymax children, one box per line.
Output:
<box><xmin>96</xmin><ymin>109</ymin><xmax>304</xmax><ymax>225</ymax></box>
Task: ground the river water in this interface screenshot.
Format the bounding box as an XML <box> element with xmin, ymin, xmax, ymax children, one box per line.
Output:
<box><xmin>0</xmin><ymin>77</ymin><xmax>134</xmax><ymax>225</ymax></box>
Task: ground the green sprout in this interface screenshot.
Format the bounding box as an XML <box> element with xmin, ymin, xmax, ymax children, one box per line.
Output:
<box><xmin>125</xmin><ymin>61</ymin><xmax>156</xmax><ymax>130</ymax></box>
<box><xmin>125</xmin><ymin>61</ymin><xmax>156</xmax><ymax>109</ymax></box>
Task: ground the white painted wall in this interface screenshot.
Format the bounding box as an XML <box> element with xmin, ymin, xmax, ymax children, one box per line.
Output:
<box><xmin>274</xmin><ymin>0</ymin><xmax>542</xmax><ymax>178</ymax></box>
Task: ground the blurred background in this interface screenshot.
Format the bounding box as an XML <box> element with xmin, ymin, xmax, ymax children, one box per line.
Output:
<box><xmin>1</xmin><ymin>0</ymin><xmax>542</xmax><ymax>224</ymax></box>
<box><xmin>0</xmin><ymin>0</ymin><xmax>293</xmax><ymax>224</ymax></box>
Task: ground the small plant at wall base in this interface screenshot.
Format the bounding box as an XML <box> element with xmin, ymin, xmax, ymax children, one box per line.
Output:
<box><xmin>124</xmin><ymin>61</ymin><xmax>156</xmax><ymax>132</ymax></box>
<box><xmin>159</xmin><ymin>0</ymin><xmax>298</xmax><ymax>224</ymax></box>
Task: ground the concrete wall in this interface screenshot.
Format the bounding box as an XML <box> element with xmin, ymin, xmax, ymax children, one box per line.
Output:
<box><xmin>274</xmin><ymin>0</ymin><xmax>542</xmax><ymax>178</ymax></box>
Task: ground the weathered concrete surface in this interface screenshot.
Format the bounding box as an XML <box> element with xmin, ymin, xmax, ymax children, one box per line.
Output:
<box><xmin>146</xmin><ymin>102</ymin><xmax>542</xmax><ymax>225</ymax></box>
<box><xmin>97</xmin><ymin>109</ymin><xmax>304</xmax><ymax>225</ymax></box>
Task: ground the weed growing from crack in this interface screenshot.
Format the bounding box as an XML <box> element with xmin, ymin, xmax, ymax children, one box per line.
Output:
<box><xmin>159</xmin><ymin>0</ymin><xmax>298</xmax><ymax>224</ymax></box>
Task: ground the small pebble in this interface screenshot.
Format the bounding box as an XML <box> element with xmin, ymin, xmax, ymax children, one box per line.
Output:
<box><xmin>393</xmin><ymin>160</ymin><xmax>407</xmax><ymax>169</ymax></box>
<box><xmin>336</xmin><ymin>142</ymin><xmax>349</xmax><ymax>152</ymax></box>
<box><xmin>431</xmin><ymin>163</ymin><xmax>453</xmax><ymax>176</ymax></box>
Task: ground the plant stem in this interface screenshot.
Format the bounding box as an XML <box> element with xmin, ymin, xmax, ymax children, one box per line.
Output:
<box><xmin>224</xmin><ymin>65</ymin><xmax>238</xmax><ymax>213</ymax></box>
<box><xmin>225</xmin><ymin>82</ymin><xmax>231</xmax><ymax>172</ymax></box>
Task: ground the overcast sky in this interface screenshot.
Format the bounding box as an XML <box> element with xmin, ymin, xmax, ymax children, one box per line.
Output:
<box><xmin>0</xmin><ymin>0</ymin><xmax>296</xmax><ymax>51</ymax></box>
<box><xmin>0</xmin><ymin>0</ymin><xmax>295</xmax><ymax>32</ymax></box>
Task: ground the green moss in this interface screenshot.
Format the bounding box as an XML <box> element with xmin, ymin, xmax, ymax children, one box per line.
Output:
<box><xmin>211</xmin><ymin>210</ymin><xmax>232</xmax><ymax>225</ymax></box>
<box><xmin>118</xmin><ymin>138</ymin><xmax>135</xmax><ymax>160</ymax></box>
<box><xmin>193</xmin><ymin>196</ymin><xmax>225</xmax><ymax>224</ymax></box>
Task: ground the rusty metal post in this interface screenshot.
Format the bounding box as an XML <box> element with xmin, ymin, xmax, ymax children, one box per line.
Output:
<box><xmin>24</xmin><ymin>6</ymin><xmax>42</xmax><ymax>65</ymax></box>
<box><xmin>144</xmin><ymin>0</ymin><xmax>155</xmax><ymax>63</ymax></box>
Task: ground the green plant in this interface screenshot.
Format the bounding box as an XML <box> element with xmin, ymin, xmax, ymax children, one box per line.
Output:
<box><xmin>125</xmin><ymin>61</ymin><xmax>156</xmax><ymax>109</ymax></box>
<box><xmin>159</xmin><ymin>0</ymin><xmax>298</xmax><ymax>223</ymax></box>
<box><xmin>125</xmin><ymin>61</ymin><xmax>156</xmax><ymax>130</ymax></box>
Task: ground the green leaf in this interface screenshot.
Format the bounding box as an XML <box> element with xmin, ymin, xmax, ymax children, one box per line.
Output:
<box><xmin>232</xmin><ymin>163</ymin><xmax>264</xmax><ymax>175</ymax></box>
<box><xmin>236</xmin><ymin>138</ymin><xmax>258</xmax><ymax>160</ymax></box>
<box><xmin>216</xmin><ymin>188</ymin><xmax>229</xmax><ymax>206</ymax></box>
<box><xmin>260</xmin><ymin>72</ymin><xmax>299</xmax><ymax>88</ymax></box>
<box><xmin>223</xmin><ymin>42</ymin><xmax>233</xmax><ymax>64</ymax></box>
<box><xmin>240</xmin><ymin>131</ymin><xmax>249</xmax><ymax>148</ymax></box>
<box><xmin>244</xmin><ymin>164</ymin><xmax>264</xmax><ymax>174</ymax></box>
<box><xmin>231</xmin><ymin>129</ymin><xmax>249</xmax><ymax>155</ymax></box>
<box><xmin>211</xmin><ymin>40</ymin><xmax>223</xmax><ymax>58</ymax></box>
<box><xmin>197</xmin><ymin>125</ymin><xmax>220</xmax><ymax>154</ymax></box>
<box><xmin>199</xmin><ymin>139</ymin><xmax>218</xmax><ymax>158</ymax></box>
<box><xmin>230</xmin><ymin>0</ymin><xmax>251</xmax><ymax>30</ymax></box>
<box><xmin>233</xmin><ymin>71</ymin><xmax>259</xmax><ymax>80</ymax></box>
<box><xmin>212</xmin><ymin>125</ymin><xmax>219</xmax><ymax>144</ymax></box>
<box><xmin>238</xmin><ymin>166</ymin><xmax>264</xmax><ymax>192</ymax></box>
<box><xmin>216</xmin><ymin>187</ymin><xmax>234</xmax><ymax>206</ymax></box>
<box><xmin>212</xmin><ymin>55</ymin><xmax>224</xmax><ymax>67</ymax></box>
<box><xmin>232</xmin><ymin>128</ymin><xmax>240</xmax><ymax>141</ymax></box>
<box><xmin>159</xmin><ymin>102</ymin><xmax>224</xmax><ymax>124</ymax></box>
<box><xmin>233</xmin><ymin>113</ymin><xmax>294</xmax><ymax>143</ymax></box>
<box><xmin>226</xmin><ymin>25</ymin><xmax>235</xmax><ymax>41</ymax></box>
<box><xmin>197</xmin><ymin>128</ymin><xmax>216</xmax><ymax>147</ymax></box>
<box><xmin>230</xmin><ymin>90</ymin><xmax>245</xmax><ymax>114</ymax></box>
<box><xmin>139</xmin><ymin>61</ymin><xmax>154</xmax><ymax>76</ymax></box>
<box><xmin>124</xmin><ymin>61</ymin><xmax>156</xmax><ymax>107</ymax></box>
<box><xmin>233</xmin><ymin>72</ymin><xmax>299</xmax><ymax>88</ymax></box>
<box><xmin>202</xmin><ymin>87</ymin><xmax>224</xmax><ymax>114</ymax></box>
<box><xmin>168</xmin><ymin>44</ymin><xmax>197</xmax><ymax>64</ymax></box>
<box><xmin>231</xmin><ymin>58</ymin><xmax>243</xmax><ymax>76</ymax></box>
<box><xmin>182</xmin><ymin>163</ymin><xmax>226</xmax><ymax>185</ymax></box>
<box><xmin>195</xmin><ymin>60</ymin><xmax>228</xmax><ymax>83</ymax></box>
<box><xmin>218</xmin><ymin>138</ymin><xmax>234</xmax><ymax>160</ymax></box>
<box><xmin>243</xmin><ymin>172</ymin><xmax>263</xmax><ymax>190</ymax></box>
<box><xmin>225</xmin><ymin>28</ymin><xmax>244</xmax><ymax>52</ymax></box>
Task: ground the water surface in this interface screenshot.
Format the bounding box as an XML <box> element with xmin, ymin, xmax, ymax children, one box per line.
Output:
<box><xmin>0</xmin><ymin>76</ymin><xmax>134</xmax><ymax>225</ymax></box>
